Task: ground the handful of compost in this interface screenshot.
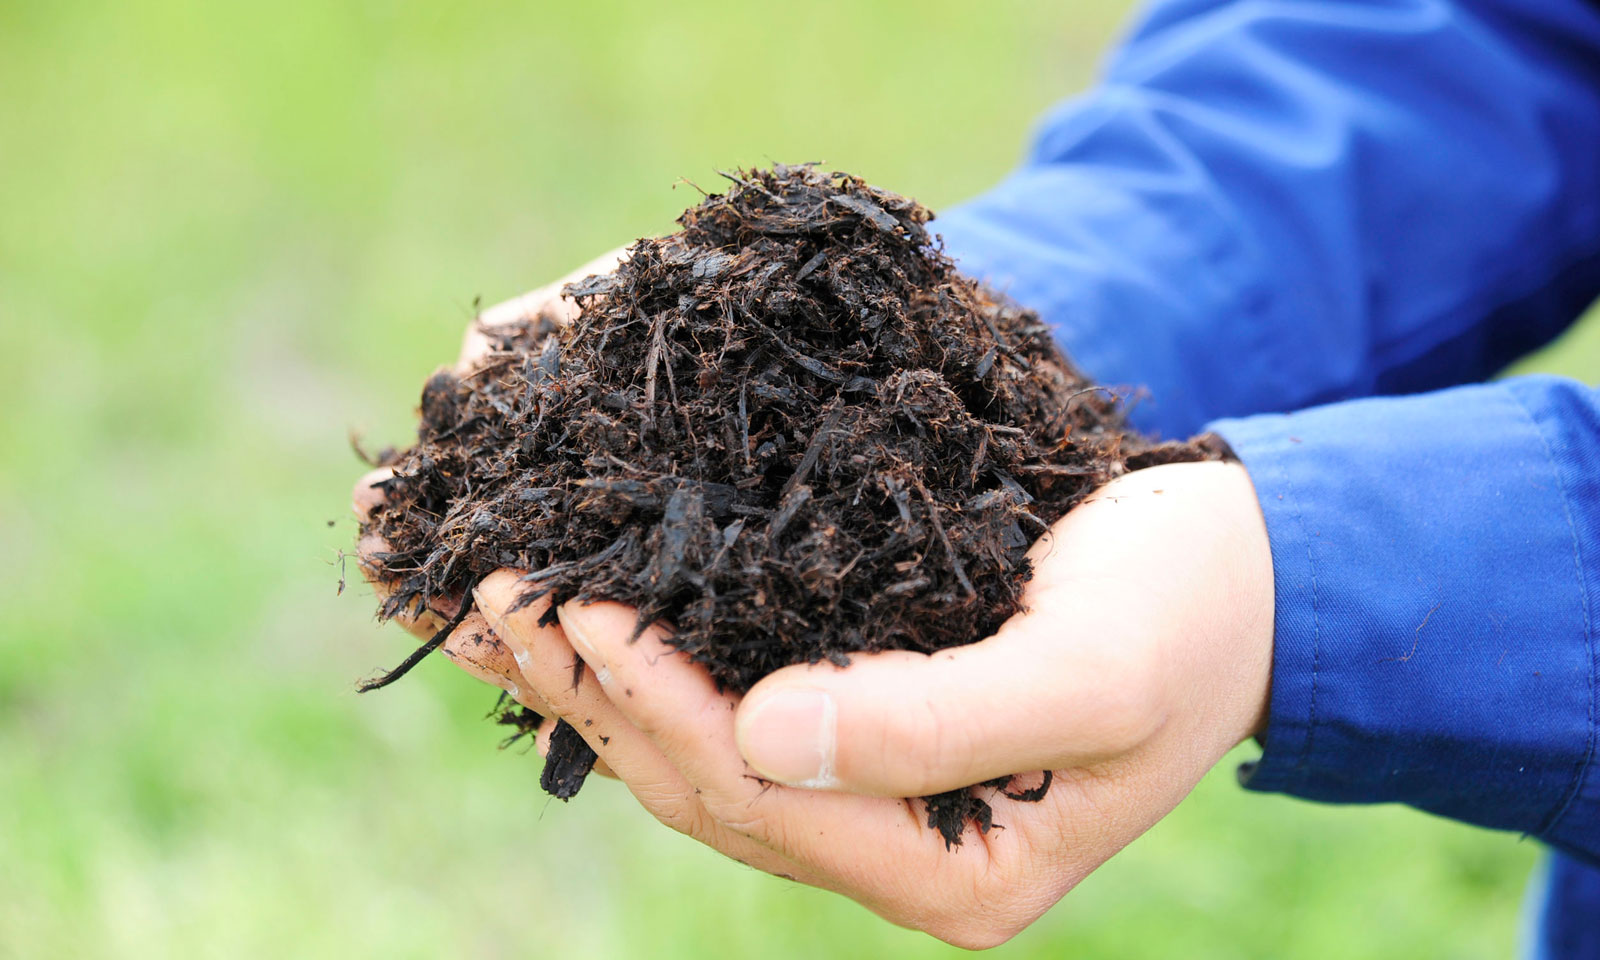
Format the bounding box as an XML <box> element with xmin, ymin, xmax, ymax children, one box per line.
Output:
<box><xmin>355</xmin><ymin>164</ymin><xmax>1224</xmax><ymax>846</ymax></box>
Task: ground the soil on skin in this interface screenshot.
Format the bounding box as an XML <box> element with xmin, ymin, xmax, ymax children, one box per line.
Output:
<box><xmin>358</xmin><ymin>164</ymin><xmax>1226</xmax><ymax>846</ymax></box>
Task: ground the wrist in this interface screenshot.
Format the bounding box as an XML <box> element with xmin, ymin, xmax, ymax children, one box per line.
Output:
<box><xmin>1153</xmin><ymin>459</ymin><xmax>1275</xmax><ymax>752</ymax></box>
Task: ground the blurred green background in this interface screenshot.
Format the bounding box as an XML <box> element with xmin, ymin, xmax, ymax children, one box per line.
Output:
<box><xmin>3</xmin><ymin>0</ymin><xmax>1591</xmax><ymax>956</ymax></box>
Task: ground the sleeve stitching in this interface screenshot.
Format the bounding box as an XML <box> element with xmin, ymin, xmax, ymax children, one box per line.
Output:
<box><xmin>1508</xmin><ymin>385</ymin><xmax>1597</xmax><ymax>841</ymax></box>
<box><xmin>1277</xmin><ymin>431</ymin><xmax>1321</xmax><ymax>785</ymax></box>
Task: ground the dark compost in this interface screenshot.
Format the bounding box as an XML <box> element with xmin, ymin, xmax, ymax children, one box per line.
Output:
<box><xmin>356</xmin><ymin>164</ymin><xmax>1226</xmax><ymax>846</ymax></box>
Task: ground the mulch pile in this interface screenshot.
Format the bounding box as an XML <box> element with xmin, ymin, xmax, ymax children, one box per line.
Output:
<box><xmin>357</xmin><ymin>164</ymin><xmax>1224</xmax><ymax>846</ymax></box>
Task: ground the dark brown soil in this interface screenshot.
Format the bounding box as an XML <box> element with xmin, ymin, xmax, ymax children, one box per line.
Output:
<box><xmin>357</xmin><ymin>164</ymin><xmax>1224</xmax><ymax>846</ymax></box>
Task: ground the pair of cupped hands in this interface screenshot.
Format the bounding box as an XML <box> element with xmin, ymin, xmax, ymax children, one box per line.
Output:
<box><xmin>353</xmin><ymin>250</ymin><xmax>1276</xmax><ymax>948</ymax></box>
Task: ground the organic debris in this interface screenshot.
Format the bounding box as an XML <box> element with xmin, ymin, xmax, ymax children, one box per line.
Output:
<box><xmin>358</xmin><ymin>164</ymin><xmax>1225</xmax><ymax>846</ymax></box>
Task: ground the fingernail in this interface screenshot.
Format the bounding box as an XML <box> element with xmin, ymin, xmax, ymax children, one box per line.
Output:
<box><xmin>558</xmin><ymin>603</ymin><xmax>597</xmax><ymax>657</ymax></box>
<box><xmin>557</xmin><ymin>604</ymin><xmax>612</xmax><ymax>685</ymax></box>
<box><xmin>737</xmin><ymin>688</ymin><xmax>837</xmax><ymax>789</ymax></box>
<box><xmin>471</xmin><ymin>586</ymin><xmax>499</xmax><ymax>624</ymax></box>
<box><xmin>470</xmin><ymin>571</ymin><xmax>519</xmax><ymax>620</ymax></box>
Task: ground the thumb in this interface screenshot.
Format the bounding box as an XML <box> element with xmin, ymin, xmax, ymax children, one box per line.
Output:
<box><xmin>732</xmin><ymin>592</ymin><xmax>1164</xmax><ymax>798</ymax></box>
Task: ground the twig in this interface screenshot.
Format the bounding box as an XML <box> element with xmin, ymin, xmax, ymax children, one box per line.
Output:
<box><xmin>916</xmin><ymin>480</ymin><xmax>975</xmax><ymax>599</ymax></box>
<box><xmin>357</xmin><ymin>577</ymin><xmax>481</xmax><ymax>692</ymax></box>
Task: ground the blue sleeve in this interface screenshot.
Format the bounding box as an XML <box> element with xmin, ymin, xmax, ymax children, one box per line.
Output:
<box><xmin>1212</xmin><ymin>376</ymin><xmax>1600</xmax><ymax>865</ymax></box>
<box><xmin>1533</xmin><ymin>853</ymin><xmax>1600</xmax><ymax>958</ymax></box>
<box><xmin>932</xmin><ymin>0</ymin><xmax>1600</xmax><ymax>439</ymax></box>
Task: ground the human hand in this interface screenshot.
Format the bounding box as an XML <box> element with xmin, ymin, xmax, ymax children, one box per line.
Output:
<box><xmin>471</xmin><ymin>458</ymin><xmax>1275</xmax><ymax>947</ymax></box>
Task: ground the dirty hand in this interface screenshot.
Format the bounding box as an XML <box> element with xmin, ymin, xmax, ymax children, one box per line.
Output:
<box><xmin>472</xmin><ymin>458</ymin><xmax>1275</xmax><ymax>947</ymax></box>
<box><xmin>350</xmin><ymin>249</ymin><xmax>626</xmax><ymax>745</ymax></box>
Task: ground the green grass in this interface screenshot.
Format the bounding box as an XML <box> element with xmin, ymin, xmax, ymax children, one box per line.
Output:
<box><xmin>0</xmin><ymin>0</ymin><xmax>1586</xmax><ymax>955</ymax></box>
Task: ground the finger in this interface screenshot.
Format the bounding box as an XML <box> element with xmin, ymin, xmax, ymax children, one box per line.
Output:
<box><xmin>473</xmin><ymin>573</ymin><xmax>805</xmax><ymax>878</ymax></box>
<box><xmin>355</xmin><ymin>532</ymin><xmax>448</xmax><ymax>641</ymax></box>
<box><xmin>438</xmin><ymin>611</ymin><xmax>554</xmax><ymax>718</ymax></box>
<box><xmin>351</xmin><ymin>468</ymin><xmax>550</xmax><ymax>708</ymax></box>
<box><xmin>732</xmin><ymin>614</ymin><xmax>1159</xmax><ymax>798</ymax></box>
<box><xmin>554</xmin><ymin>601</ymin><xmax>749</xmax><ymax>805</ymax></box>
<box><xmin>473</xmin><ymin>575</ymin><xmax>687</xmax><ymax>791</ymax></box>
<box><xmin>551</xmin><ymin>599</ymin><xmax>1046</xmax><ymax>943</ymax></box>
<box><xmin>458</xmin><ymin>247</ymin><xmax>628</xmax><ymax>369</ymax></box>
<box><xmin>351</xmin><ymin>466</ymin><xmax>394</xmax><ymax>521</ymax></box>
<box><xmin>351</xmin><ymin>468</ymin><xmax>450</xmax><ymax>641</ymax></box>
<box><xmin>732</xmin><ymin>539</ymin><xmax>1165</xmax><ymax>798</ymax></box>
<box><xmin>553</xmin><ymin>601</ymin><xmax>957</xmax><ymax>882</ymax></box>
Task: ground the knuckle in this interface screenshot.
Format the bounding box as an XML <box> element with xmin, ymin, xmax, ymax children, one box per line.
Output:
<box><xmin>709</xmin><ymin>806</ymin><xmax>778</xmax><ymax>848</ymax></box>
<box><xmin>1085</xmin><ymin>657</ymin><xmax>1165</xmax><ymax>751</ymax></box>
<box><xmin>635</xmin><ymin>787</ymin><xmax>707</xmax><ymax>836</ymax></box>
<box><xmin>700</xmin><ymin>791</ymin><xmax>774</xmax><ymax>843</ymax></box>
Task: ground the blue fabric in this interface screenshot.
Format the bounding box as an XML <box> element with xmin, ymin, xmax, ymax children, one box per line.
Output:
<box><xmin>1531</xmin><ymin>854</ymin><xmax>1600</xmax><ymax>959</ymax></box>
<box><xmin>1213</xmin><ymin>380</ymin><xmax>1600</xmax><ymax>859</ymax></box>
<box><xmin>928</xmin><ymin>0</ymin><xmax>1600</xmax><ymax>952</ymax></box>
<box><xmin>935</xmin><ymin>0</ymin><xmax>1600</xmax><ymax>440</ymax></box>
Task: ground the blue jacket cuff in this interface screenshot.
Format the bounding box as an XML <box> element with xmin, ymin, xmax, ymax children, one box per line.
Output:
<box><xmin>1212</xmin><ymin>378</ymin><xmax>1600</xmax><ymax>862</ymax></box>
